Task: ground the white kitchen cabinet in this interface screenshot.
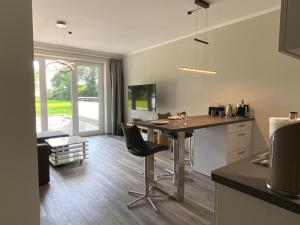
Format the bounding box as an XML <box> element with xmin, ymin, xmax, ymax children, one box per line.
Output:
<box><xmin>193</xmin><ymin>121</ymin><xmax>253</xmax><ymax>176</ymax></box>
<box><xmin>279</xmin><ymin>0</ymin><xmax>300</xmax><ymax>60</ymax></box>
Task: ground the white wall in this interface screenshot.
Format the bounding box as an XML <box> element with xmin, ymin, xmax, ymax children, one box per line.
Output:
<box><xmin>0</xmin><ymin>0</ymin><xmax>40</xmax><ymax>224</ymax></box>
<box><xmin>124</xmin><ymin>11</ymin><xmax>300</xmax><ymax>153</ymax></box>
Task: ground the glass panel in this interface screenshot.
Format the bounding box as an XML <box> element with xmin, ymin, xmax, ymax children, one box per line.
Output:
<box><xmin>77</xmin><ymin>65</ymin><xmax>99</xmax><ymax>133</ymax></box>
<box><xmin>34</xmin><ymin>61</ymin><xmax>41</xmax><ymax>132</ymax></box>
<box><xmin>46</xmin><ymin>60</ymin><xmax>74</xmax><ymax>135</ymax></box>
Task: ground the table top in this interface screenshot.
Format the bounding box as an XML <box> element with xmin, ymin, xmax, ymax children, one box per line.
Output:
<box><xmin>45</xmin><ymin>136</ymin><xmax>87</xmax><ymax>148</ymax></box>
<box><xmin>212</xmin><ymin>155</ymin><xmax>300</xmax><ymax>215</ymax></box>
<box><xmin>135</xmin><ymin>115</ymin><xmax>254</xmax><ymax>132</ymax></box>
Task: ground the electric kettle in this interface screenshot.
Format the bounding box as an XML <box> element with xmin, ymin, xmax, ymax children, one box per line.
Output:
<box><xmin>268</xmin><ymin>120</ymin><xmax>300</xmax><ymax>198</ymax></box>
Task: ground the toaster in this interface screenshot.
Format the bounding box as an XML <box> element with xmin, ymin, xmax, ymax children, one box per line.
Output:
<box><xmin>208</xmin><ymin>105</ymin><xmax>225</xmax><ymax>116</ymax></box>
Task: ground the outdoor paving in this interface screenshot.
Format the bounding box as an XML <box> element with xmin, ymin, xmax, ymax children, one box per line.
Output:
<box><xmin>36</xmin><ymin>115</ymin><xmax>98</xmax><ymax>134</ymax></box>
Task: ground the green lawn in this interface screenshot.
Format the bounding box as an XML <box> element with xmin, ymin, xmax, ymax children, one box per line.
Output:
<box><xmin>35</xmin><ymin>98</ymin><xmax>72</xmax><ymax>116</ymax></box>
<box><xmin>136</xmin><ymin>100</ymin><xmax>148</xmax><ymax>109</ymax></box>
<box><xmin>128</xmin><ymin>99</ymin><xmax>148</xmax><ymax>109</ymax></box>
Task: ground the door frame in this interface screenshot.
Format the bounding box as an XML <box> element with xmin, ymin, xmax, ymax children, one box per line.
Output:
<box><xmin>75</xmin><ymin>61</ymin><xmax>105</xmax><ymax>136</ymax></box>
<box><xmin>34</xmin><ymin>56</ymin><xmax>48</xmax><ymax>132</ymax></box>
<box><xmin>34</xmin><ymin>55</ymin><xmax>105</xmax><ymax>136</ymax></box>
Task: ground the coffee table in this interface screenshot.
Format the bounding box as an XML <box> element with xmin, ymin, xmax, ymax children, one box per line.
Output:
<box><xmin>45</xmin><ymin>136</ymin><xmax>88</xmax><ymax>166</ymax></box>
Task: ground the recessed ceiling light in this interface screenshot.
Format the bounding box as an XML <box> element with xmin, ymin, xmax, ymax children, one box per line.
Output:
<box><xmin>56</xmin><ymin>21</ymin><xmax>67</xmax><ymax>28</ymax></box>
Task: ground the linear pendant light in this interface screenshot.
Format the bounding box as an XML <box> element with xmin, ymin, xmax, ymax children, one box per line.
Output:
<box><xmin>178</xmin><ymin>0</ymin><xmax>217</xmax><ymax>75</ymax></box>
<box><xmin>179</xmin><ymin>67</ymin><xmax>217</xmax><ymax>75</ymax></box>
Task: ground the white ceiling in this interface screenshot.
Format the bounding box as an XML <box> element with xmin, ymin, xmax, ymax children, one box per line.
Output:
<box><xmin>32</xmin><ymin>0</ymin><xmax>280</xmax><ymax>55</ymax></box>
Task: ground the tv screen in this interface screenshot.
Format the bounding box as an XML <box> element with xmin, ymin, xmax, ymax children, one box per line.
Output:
<box><xmin>128</xmin><ymin>84</ymin><xmax>156</xmax><ymax>111</ymax></box>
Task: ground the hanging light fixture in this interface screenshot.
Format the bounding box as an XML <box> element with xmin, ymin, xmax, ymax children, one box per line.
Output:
<box><xmin>178</xmin><ymin>0</ymin><xmax>217</xmax><ymax>75</ymax></box>
<box><xmin>46</xmin><ymin>60</ymin><xmax>75</xmax><ymax>73</ymax></box>
<box><xmin>179</xmin><ymin>67</ymin><xmax>217</xmax><ymax>74</ymax></box>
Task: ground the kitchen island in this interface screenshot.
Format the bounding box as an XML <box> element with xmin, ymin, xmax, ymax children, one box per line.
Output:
<box><xmin>135</xmin><ymin>115</ymin><xmax>254</xmax><ymax>201</ymax></box>
<box><xmin>212</xmin><ymin>156</ymin><xmax>300</xmax><ymax>225</ymax></box>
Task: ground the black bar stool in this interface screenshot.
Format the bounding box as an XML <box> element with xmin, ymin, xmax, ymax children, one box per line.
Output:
<box><xmin>121</xmin><ymin>123</ymin><xmax>170</xmax><ymax>212</ymax></box>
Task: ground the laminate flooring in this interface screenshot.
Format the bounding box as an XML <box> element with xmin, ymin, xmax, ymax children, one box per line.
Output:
<box><xmin>40</xmin><ymin>135</ymin><xmax>215</xmax><ymax>225</ymax></box>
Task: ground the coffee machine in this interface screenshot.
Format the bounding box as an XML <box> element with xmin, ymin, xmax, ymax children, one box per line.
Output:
<box><xmin>208</xmin><ymin>104</ymin><xmax>225</xmax><ymax>116</ymax></box>
<box><xmin>235</xmin><ymin>99</ymin><xmax>249</xmax><ymax>117</ymax></box>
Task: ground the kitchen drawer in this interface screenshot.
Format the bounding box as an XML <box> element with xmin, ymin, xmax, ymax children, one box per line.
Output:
<box><xmin>227</xmin><ymin>129</ymin><xmax>252</xmax><ymax>152</ymax></box>
<box><xmin>227</xmin><ymin>121</ymin><xmax>252</xmax><ymax>133</ymax></box>
<box><xmin>227</xmin><ymin>145</ymin><xmax>251</xmax><ymax>164</ymax></box>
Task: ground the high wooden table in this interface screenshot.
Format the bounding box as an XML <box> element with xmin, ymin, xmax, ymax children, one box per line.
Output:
<box><xmin>135</xmin><ymin>115</ymin><xmax>254</xmax><ymax>202</ymax></box>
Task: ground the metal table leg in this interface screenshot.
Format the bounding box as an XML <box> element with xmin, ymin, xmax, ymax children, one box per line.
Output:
<box><xmin>148</xmin><ymin>128</ymin><xmax>185</xmax><ymax>202</ymax></box>
<box><xmin>174</xmin><ymin>131</ymin><xmax>185</xmax><ymax>201</ymax></box>
<box><xmin>147</xmin><ymin>128</ymin><xmax>155</xmax><ymax>183</ymax></box>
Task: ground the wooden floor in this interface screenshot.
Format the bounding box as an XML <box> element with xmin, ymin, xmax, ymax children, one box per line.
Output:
<box><xmin>40</xmin><ymin>135</ymin><xmax>215</xmax><ymax>225</ymax></box>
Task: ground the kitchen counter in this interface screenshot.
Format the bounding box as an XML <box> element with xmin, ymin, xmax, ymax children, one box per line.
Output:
<box><xmin>135</xmin><ymin>115</ymin><xmax>254</xmax><ymax>132</ymax></box>
<box><xmin>212</xmin><ymin>155</ymin><xmax>300</xmax><ymax>215</ymax></box>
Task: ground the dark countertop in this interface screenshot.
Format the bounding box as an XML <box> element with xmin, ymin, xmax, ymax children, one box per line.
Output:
<box><xmin>212</xmin><ymin>156</ymin><xmax>300</xmax><ymax>215</ymax></box>
<box><xmin>135</xmin><ymin>115</ymin><xmax>254</xmax><ymax>132</ymax></box>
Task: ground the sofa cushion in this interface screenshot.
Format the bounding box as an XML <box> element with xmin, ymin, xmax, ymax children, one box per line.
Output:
<box><xmin>37</xmin><ymin>143</ymin><xmax>51</xmax><ymax>185</ymax></box>
<box><xmin>37</xmin><ymin>131</ymin><xmax>69</xmax><ymax>143</ymax></box>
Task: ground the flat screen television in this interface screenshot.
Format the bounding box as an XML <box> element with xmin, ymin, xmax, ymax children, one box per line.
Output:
<box><xmin>128</xmin><ymin>84</ymin><xmax>156</xmax><ymax>111</ymax></box>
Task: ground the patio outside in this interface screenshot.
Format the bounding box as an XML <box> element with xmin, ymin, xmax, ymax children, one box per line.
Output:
<box><xmin>35</xmin><ymin>98</ymin><xmax>99</xmax><ymax>134</ymax></box>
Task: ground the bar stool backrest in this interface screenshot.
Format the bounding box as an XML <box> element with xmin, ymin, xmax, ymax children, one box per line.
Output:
<box><xmin>158</xmin><ymin>112</ymin><xmax>171</xmax><ymax>119</ymax></box>
<box><xmin>121</xmin><ymin>123</ymin><xmax>148</xmax><ymax>157</ymax></box>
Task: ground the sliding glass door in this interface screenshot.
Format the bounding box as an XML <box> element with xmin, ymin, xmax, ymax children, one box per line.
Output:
<box><xmin>77</xmin><ymin>64</ymin><xmax>101</xmax><ymax>134</ymax></box>
<box><xmin>45</xmin><ymin>60</ymin><xmax>74</xmax><ymax>134</ymax></box>
<box><xmin>34</xmin><ymin>57</ymin><xmax>104</xmax><ymax>136</ymax></box>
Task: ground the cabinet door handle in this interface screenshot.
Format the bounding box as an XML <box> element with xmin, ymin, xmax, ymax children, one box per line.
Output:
<box><xmin>237</xmin><ymin>150</ymin><xmax>245</xmax><ymax>155</ymax></box>
<box><xmin>239</xmin><ymin>124</ymin><xmax>247</xmax><ymax>128</ymax></box>
<box><xmin>238</xmin><ymin>133</ymin><xmax>246</xmax><ymax>137</ymax></box>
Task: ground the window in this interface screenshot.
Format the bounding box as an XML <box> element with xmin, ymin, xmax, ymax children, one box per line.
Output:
<box><xmin>34</xmin><ymin>57</ymin><xmax>104</xmax><ymax>135</ymax></box>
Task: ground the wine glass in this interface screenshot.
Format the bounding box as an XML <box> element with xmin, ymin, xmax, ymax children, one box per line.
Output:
<box><xmin>181</xmin><ymin>113</ymin><xmax>187</xmax><ymax>126</ymax></box>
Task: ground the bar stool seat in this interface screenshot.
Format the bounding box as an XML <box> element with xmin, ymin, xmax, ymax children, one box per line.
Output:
<box><xmin>144</xmin><ymin>141</ymin><xmax>170</xmax><ymax>155</ymax></box>
<box><xmin>163</xmin><ymin>130</ymin><xmax>193</xmax><ymax>139</ymax></box>
<box><xmin>121</xmin><ymin>123</ymin><xmax>170</xmax><ymax>212</ymax></box>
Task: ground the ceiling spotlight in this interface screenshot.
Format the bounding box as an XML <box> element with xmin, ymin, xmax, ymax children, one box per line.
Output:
<box><xmin>56</xmin><ymin>21</ymin><xmax>67</xmax><ymax>28</ymax></box>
